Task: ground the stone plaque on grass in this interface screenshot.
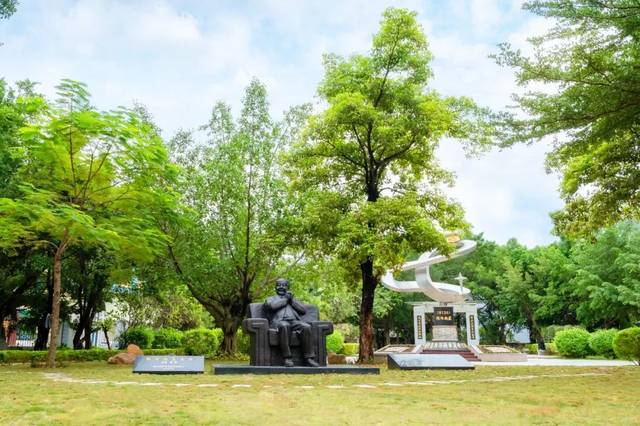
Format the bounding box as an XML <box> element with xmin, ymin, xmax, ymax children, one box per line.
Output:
<box><xmin>133</xmin><ymin>355</ymin><xmax>204</xmax><ymax>374</ymax></box>
<box><xmin>387</xmin><ymin>353</ymin><xmax>474</xmax><ymax>370</ymax></box>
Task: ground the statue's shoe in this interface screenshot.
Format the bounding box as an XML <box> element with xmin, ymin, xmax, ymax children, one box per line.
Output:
<box><xmin>305</xmin><ymin>358</ymin><xmax>320</xmax><ymax>367</ymax></box>
<box><xmin>283</xmin><ymin>358</ymin><xmax>294</xmax><ymax>367</ymax></box>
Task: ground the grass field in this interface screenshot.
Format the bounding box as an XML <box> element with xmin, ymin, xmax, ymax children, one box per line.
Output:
<box><xmin>1</xmin><ymin>362</ymin><xmax>638</xmax><ymax>425</ymax></box>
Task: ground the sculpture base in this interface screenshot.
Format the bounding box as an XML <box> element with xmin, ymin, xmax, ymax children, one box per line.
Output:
<box><xmin>212</xmin><ymin>364</ymin><xmax>380</xmax><ymax>375</ymax></box>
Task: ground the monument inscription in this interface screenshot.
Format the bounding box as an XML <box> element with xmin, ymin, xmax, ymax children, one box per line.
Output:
<box><xmin>133</xmin><ymin>355</ymin><xmax>205</xmax><ymax>374</ymax></box>
<box><xmin>433</xmin><ymin>307</ymin><xmax>454</xmax><ymax>325</ymax></box>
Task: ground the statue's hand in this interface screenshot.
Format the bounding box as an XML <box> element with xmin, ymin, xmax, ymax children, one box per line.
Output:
<box><xmin>286</xmin><ymin>292</ymin><xmax>293</xmax><ymax>301</ymax></box>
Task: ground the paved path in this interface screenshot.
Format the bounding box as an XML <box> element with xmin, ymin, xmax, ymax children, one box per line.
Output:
<box><xmin>475</xmin><ymin>356</ymin><xmax>636</xmax><ymax>367</ymax></box>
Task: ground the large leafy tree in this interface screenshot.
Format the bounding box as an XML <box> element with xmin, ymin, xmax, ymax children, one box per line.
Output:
<box><xmin>0</xmin><ymin>80</ymin><xmax>176</xmax><ymax>366</ymax></box>
<box><xmin>570</xmin><ymin>221</ymin><xmax>640</xmax><ymax>328</ymax></box>
<box><xmin>167</xmin><ymin>79</ymin><xmax>307</xmax><ymax>353</ymax></box>
<box><xmin>495</xmin><ymin>0</ymin><xmax>640</xmax><ymax>236</ymax></box>
<box><xmin>289</xmin><ymin>8</ymin><xmax>491</xmax><ymax>361</ymax></box>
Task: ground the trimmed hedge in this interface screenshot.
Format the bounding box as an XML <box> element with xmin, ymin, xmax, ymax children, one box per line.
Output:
<box><xmin>118</xmin><ymin>326</ymin><xmax>154</xmax><ymax>349</ymax></box>
<box><xmin>554</xmin><ymin>328</ymin><xmax>592</xmax><ymax>358</ymax></box>
<box><xmin>613</xmin><ymin>327</ymin><xmax>640</xmax><ymax>365</ymax></box>
<box><xmin>341</xmin><ymin>342</ymin><xmax>359</xmax><ymax>356</ymax></box>
<box><xmin>525</xmin><ymin>343</ymin><xmax>539</xmax><ymax>354</ymax></box>
<box><xmin>0</xmin><ymin>348</ymin><xmax>183</xmax><ymax>364</ymax></box>
<box><xmin>183</xmin><ymin>328</ymin><xmax>220</xmax><ymax>357</ymax></box>
<box><xmin>326</xmin><ymin>331</ymin><xmax>344</xmax><ymax>354</ymax></box>
<box><xmin>152</xmin><ymin>328</ymin><xmax>184</xmax><ymax>349</ymax></box>
<box><xmin>589</xmin><ymin>329</ymin><xmax>618</xmax><ymax>358</ymax></box>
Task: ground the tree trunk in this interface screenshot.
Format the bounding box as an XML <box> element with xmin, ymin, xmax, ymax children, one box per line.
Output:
<box><xmin>34</xmin><ymin>273</ymin><xmax>54</xmax><ymax>350</ymax></box>
<box><xmin>83</xmin><ymin>312</ymin><xmax>95</xmax><ymax>349</ymax></box>
<box><xmin>46</xmin><ymin>233</ymin><xmax>68</xmax><ymax>368</ymax></box>
<box><xmin>102</xmin><ymin>326</ymin><xmax>111</xmax><ymax>350</ymax></box>
<box><xmin>72</xmin><ymin>325</ymin><xmax>84</xmax><ymax>349</ymax></box>
<box><xmin>222</xmin><ymin>322</ymin><xmax>238</xmax><ymax>354</ymax></box>
<box><xmin>0</xmin><ymin>322</ymin><xmax>7</xmax><ymax>350</ymax></box>
<box><xmin>358</xmin><ymin>257</ymin><xmax>377</xmax><ymax>363</ymax></box>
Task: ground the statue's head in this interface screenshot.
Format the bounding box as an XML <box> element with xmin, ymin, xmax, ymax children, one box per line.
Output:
<box><xmin>275</xmin><ymin>278</ymin><xmax>289</xmax><ymax>296</ymax></box>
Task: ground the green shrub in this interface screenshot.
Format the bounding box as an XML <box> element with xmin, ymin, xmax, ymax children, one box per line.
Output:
<box><xmin>543</xmin><ymin>325</ymin><xmax>577</xmax><ymax>343</ymax></box>
<box><xmin>589</xmin><ymin>329</ymin><xmax>618</xmax><ymax>358</ymax></box>
<box><xmin>212</xmin><ymin>328</ymin><xmax>224</xmax><ymax>349</ymax></box>
<box><xmin>525</xmin><ymin>343</ymin><xmax>539</xmax><ymax>354</ymax></box>
<box><xmin>182</xmin><ymin>328</ymin><xmax>220</xmax><ymax>357</ymax></box>
<box><xmin>118</xmin><ymin>326</ymin><xmax>154</xmax><ymax>349</ymax></box>
<box><xmin>341</xmin><ymin>342</ymin><xmax>358</xmax><ymax>356</ymax></box>
<box><xmin>236</xmin><ymin>329</ymin><xmax>250</xmax><ymax>355</ymax></box>
<box><xmin>546</xmin><ymin>342</ymin><xmax>557</xmax><ymax>355</ymax></box>
<box><xmin>326</xmin><ymin>331</ymin><xmax>344</xmax><ymax>354</ymax></box>
<box><xmin>554</xmin><ymin>328</ymin><xmax>591</xmax><ymax>358</ymax></box>
<box><xmin>152</xmin><ymin>328</ymin><xmax>184</xmax><ymax>349</ymax></box>
<box><xmin>613</xmin><ymin>327</ymin><xmax>640</xmax><ymax>365</ymax></box>
<box><xmin>0</xmin><ymin>348</ymin><xmax>184</xmax><ymax>364</ymax></box>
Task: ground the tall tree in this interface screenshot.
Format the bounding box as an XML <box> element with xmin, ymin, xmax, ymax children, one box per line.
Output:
<box><xmin>495</xmin><ymin>0</ymin><xmax>640</xmax><ymax>236</ymax></box>
<box><xmin>0</xmin><ymin>80</ymin><xmax>176</xmax><ymax>366</ymax></box>
<box><xmin>0</xmin><ymin>0</ymin><xmax>17</xmax><ymax>19</ymax></box>
<box><xmin>167</xmin><ymin>79</ymin><xmax>307</xmax><ymax>353</ymax></box>
<box><xmin>289</xmin><ymin>8</ymin><xmax>492</xmax><ymax>361</ymax></box>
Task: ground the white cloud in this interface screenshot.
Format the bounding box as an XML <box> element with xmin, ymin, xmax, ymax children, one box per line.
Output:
<box><xmin>0</xmin><ymin>0</ymin><xmax>563</xmax><ymax>246</ymax></box>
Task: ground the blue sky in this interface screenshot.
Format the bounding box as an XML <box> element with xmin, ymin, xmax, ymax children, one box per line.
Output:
<box><xmin>0</xmin><ymin>0</ymin><xmax>562</xmax><ymax>246</ymax></box>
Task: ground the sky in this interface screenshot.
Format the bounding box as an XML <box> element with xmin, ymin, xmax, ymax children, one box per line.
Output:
<box><xmin>0</xmin><ymin>0</ymin><xmax>564</xmax><ymax>247</ymax></box>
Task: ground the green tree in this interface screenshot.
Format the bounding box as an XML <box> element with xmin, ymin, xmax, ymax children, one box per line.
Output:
<box><xmin>0</xmin><ymin>0</ymin><xmax>17</xmax><ymax>19</ymax></box>
<box><xmin>495</xmin><ymin>0</ymin><xmax>640</xmax><ymax>236</ymax></box>
<box><xmin>289</xmin><ymin>8</ymin><xmax>491</xmax><ymax>361</ymax></box>
<box><xmin>166</xmin><ymin>79</ymin><xmax>307</xmax><ymax>353</ymax></box>
<box><xmin>569</xmin><ymin>221</ymin><xmax>640</xmax><ymax>328</ymax></box>
<box><xmin>0</xmin><ymin>80</ymin><xmax>176</xmax><ymax>366</ymax></box>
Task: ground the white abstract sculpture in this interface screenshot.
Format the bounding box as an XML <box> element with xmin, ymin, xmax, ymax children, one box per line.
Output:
<box><xmin>380</xmin><ymin>239</ymin><xmax>477</xmax><ymax>303</ymax></box>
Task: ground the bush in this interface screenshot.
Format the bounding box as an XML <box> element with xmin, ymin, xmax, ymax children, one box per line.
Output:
<box><xmin>554</xmin><ymin>328</ymin><xmax>591</xmax><ymax>358</ymax></box>
<box><xmin>152</xmin><ymin>328</ymin><xmax>184</xmax><ymax>349</ymax></box>
<box><xmin>589</xmin><ymin>329</ymin><xmax>618</xmax><ymax>358</ymax></box>
<box><xmin>525</xmin><ymin>343</ymin><xmax>539</xmax><ymax>354</ymax></box>
<box><xmin>546</xmin><ymin>342</ymin><xmax>557</xmax><ymax>355</ymax></box>
<box><xmin>326</xmin><ymin>331</ymin><xmax>344</xmax><ymax>354</ymax></box>
<box><xmin>182</xmin><ymin>328</ymin><xmax>220</xmax><ymax>357</ymax></box>
<box><xmin>613</xmin><ymin>327</ymin><xmax>640</xmax><ymax>365</ymax></box>
<box><xmin>236</xmin><ymin>329</ymin><xmax>250</xmax><ymax>355</ymax></box>
<box><xmin>118</xmin><ymin>326</ymin><xmax>154</xmax><ymax>349</ymax></box>
<box><xmin>341</xmin><ymin>343</ymin><xmax>359</xmax><ymax>356</ymax></box>
<box><xmin>543</xmin><ymin>325</ymin><xmax>577</xmax><ymax>343</ymax></box>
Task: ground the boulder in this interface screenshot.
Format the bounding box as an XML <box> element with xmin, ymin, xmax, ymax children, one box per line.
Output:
<box><xmin>328</xmin><ymin>353</ymin><xmax>346</xmax><ymax>365</ymax></box>
<box><xmin>127</xmin><ymin>344</ymin><xmax>143</xmax><ymax>355</ymax></box>
<box><xmin>107</xmin><ymin>344</ymin><xmax>144</xmax><ymax>365</ymax></box>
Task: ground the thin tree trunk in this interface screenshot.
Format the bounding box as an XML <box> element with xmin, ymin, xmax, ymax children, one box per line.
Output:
<box><xmin>102</xmin><ymin>326</ymin><xmax>111</xmax><ymax>350</ymax></box>
<box><xmin>358</xmin><ymin>257</ymin><xmax>377</xmax><ymax>363</ymax></box>
<box><xmin>34</xmin><ymin>272</ymin><xmax>53</xmax><ymax>350</ymax></box>
<box><xmin>46</xmin><ymin>231</ymin><xmax>69</xmax><ymax>368</ymax></box>
<box><xmin>83</xmin><ymin>312</ymin><xmax>94</xmax><ymax>349</ymax></box>
<box><xmin>0</xmin><ymin>322</ymin><xmax>7</xmax><ymax>350</ymax></box>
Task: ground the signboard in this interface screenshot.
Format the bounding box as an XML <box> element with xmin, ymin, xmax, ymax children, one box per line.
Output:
<box><xmin>469</xmin><ymin>314</ymin><xmax>477</xmax><ymax>340</ymax></box>
<box><xmin>387</xmin><ymin>353</ymin><xmax>474</xmax><ymax>370</ymax></box>
<box><xmin>133</xmin><ymin>355</ymin><xmax>205</xmax><ymax>374</ymax></box>
<box><xmin>416</xmin><ymin>314</ymin><xmax>423</xmax><ymax>340</ymax></box>
<box><xmin>433</xmin><ymin>307</ymin><xmax>454</xmax><ymax>325</ymax></box>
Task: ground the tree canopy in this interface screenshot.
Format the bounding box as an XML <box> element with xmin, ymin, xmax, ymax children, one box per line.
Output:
<box><xmin>495</xmin><ymin>0</ymin><xmax>640</xmax><ymax>237</ymax></box>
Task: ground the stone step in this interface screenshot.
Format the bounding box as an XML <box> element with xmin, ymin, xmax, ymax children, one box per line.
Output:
<box><xmin>421</xmin><ymin>350</ymin><xmax>480</xmax><ymax>362</ymax></box>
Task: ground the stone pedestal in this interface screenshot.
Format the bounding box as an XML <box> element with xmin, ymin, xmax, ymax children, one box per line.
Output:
<box><xmin>432</xmin><ymin>325</ymin><xmax>458</xmax><ymax>341</ymax></box>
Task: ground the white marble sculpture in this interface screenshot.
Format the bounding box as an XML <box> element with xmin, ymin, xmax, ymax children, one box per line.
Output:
<box><xmin>380</xmin><ymin>239</ymin><xmax>477</xmax><ymax>303</ymax></box>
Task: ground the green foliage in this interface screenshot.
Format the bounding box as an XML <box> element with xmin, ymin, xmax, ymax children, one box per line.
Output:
<box><xmin>0</xmin><ymin>348</ymin><xmax>182</xmax><ymax>364</ymax></box>
<box><xmin>546</xmin><ymin>342</ymin><xmax>557</xmax><ymax>355</ymax></box>
<box><xmin>543</xmin><ymin>325</ymin><xmax>577</xmax><ymax>344</ymax></box>
<box><xmin>589</xmin><ymin>329</ymin><xmax>618</xmax><ymax>358</ymax></box>
<box><xmin>341</xmin><ymin>343</ymin><xmax>359</xmax><ymax>356</ymax></box>
<box><xmin>166</xmin><ymin>79</ymin><xmax>308</xmax><ymax>353</ymax></box>
<box><xmin>569</xmin><ymin>222</ymin><xmax>640</xmax><ymax>329</ymax></box>
<box><xmin>182</xmin><ymin>328</ymin><xmax>220</xmax><ymax>357</ymax></box>
<box><xmin>152</xmin><ymin>328</ymin><xmax>184</xmax><ymax>349</ymax></box>
<box><xmin>118</xmin><ymin>326</ymin><xmax>154</xmax><ymax>349</ymax></box>
<box><xmin>0</xmin><ymin>0</ymin><xmax>17</xmax><ymax>19</ymax></box>
<box><xmin>236</xmin><ymin>329</ymin><xmax>250</xmax><ymax>355</ymax></box>
<box><xmin>326</xmin><ymin>331</ymin><xmax>345</xmax><ymax>354</ymax></box>
<box><xmin>526</xmin><ymin>343</ymin><xmax>539</xmax><ymax>354</ymax></box>
<box><xmin>612</xmin><ymin>327</ymin><xmax>640</xmax><ymax>365</ymax></box>
<box><xmin>554</xmin><ymin>328</ymin><xmax>592</xmax><ymax>358</ymax></box>
<box><xmin>288</xmin><ymin>7</ymin><xmax>491</xmax><ymax>360</ymax></box>
<box><xmin>495</xmin><ymin>1</ymin><xmax>640</xmax><ymax>236</ymax></box>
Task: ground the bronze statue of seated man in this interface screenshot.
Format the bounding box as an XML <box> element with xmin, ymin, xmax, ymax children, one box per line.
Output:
<box><xmin>265</xmin><ymin>278</ymin><xmax>319</xmax><ymax>367</ymax></box>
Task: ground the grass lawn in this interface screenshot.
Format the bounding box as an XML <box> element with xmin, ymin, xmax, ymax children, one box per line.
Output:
<box><xmin>1</xmin><ymin>362</ymin><xmax>638</xmax><ymax>425</ymax></box>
